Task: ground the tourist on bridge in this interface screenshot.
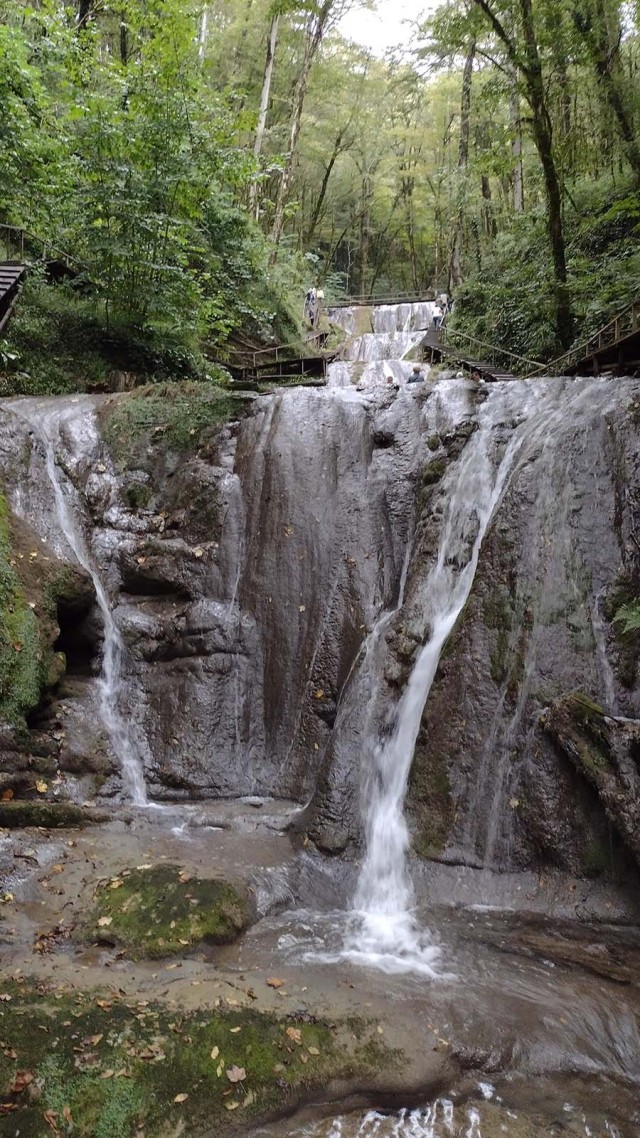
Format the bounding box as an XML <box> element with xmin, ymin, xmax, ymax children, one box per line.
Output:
<box><xmin>304</xmin><ymin>286</ymin><xmax>317</xmax><ymax>327</ymax></box>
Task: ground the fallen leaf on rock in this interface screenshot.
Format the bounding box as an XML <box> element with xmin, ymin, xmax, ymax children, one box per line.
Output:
<box><xmin>267</xmin><ymin>978</ymin><xmax>284</xmax><ymax>989</ymax></box>
<box><xmin>1</xmin><ymin>893</ymin><xmax>13</xmax><ymax>904</ymax></box>
<box><xmin>314</xmin><ymin>689</ymin><xmax>324</xmax><ymax>699</ymax></box>
<box><xmin>377</xmin><ymin>1025</ymin><xmax>384</xmax><ymax>1035</ymax></box>
<box><xmin>193</xmin><ymin>547</ymin><xmax>204</xmax><ymax>559</ymax></box>
<box><xmin>35</xmin><ymin>780</ymin><xmax>48</xmax><ymax>793</ymax></box>
<box><xmin>51</xmin><ymin>865</ymin><xmax>64</xmax><ymax>875</ymax></box>
<box><xmin>285</xmin><ymin>1027</ymin><xmax>302</xmax><ymax>1045</ymax></box>
<box><xmin>509</xmin><ymin>797</ymin><xmax>520</xmax><ymax>809</ymax></box>
<box><xmin>226</xmin><ymin>1065</ymin><xmax>246</xmax><ymax>1084</ymax></box>
<box><xmin>136</xmin><ymin>864</ymin><xmax>152</xmax><ymax>870</ymax></box>
<box><xmin>173</xmin><ymin>1093</ymin><xmax>189</xmax><ymax>1104</ymax></box>
<box><xmin>97</xmin><ymin>917</ymin><xmax>113</xmax><ymax>927</ymax></box>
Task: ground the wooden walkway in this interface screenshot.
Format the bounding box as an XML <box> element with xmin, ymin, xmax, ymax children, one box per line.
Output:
<box><xmin>0</xmin><ymin>263</ymin><xmax>26</xmax><ymax>335</ymax></box>
<box><xmin>422</xmin><ymin>326</ymin><xmax>521</xmax><ymax>382</ymax></box>
<box><xmin>525</xmin><ymin>298</ymin><xmax>640</xmax><ymax>378</ymax></box>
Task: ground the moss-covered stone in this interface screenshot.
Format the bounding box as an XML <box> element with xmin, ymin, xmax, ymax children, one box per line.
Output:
<box><xmin>408</xmin><ymin>725</ymin><xmax>454</xmax><ymax>859</ymax></box>
<box><xmin>0</xmin><ymin>801</ymin><xmax>100</xmax><ymax>828</ymax></box>
<box><xmin>422</xmin><ymin>458</ymin><xmax>447</xmax><ymax>487</ymax></box>
<box><xmin>100</xmin><ymin>381</ymin><xmax>249</xmax><ymax>472</ymax></box>
<box><xmin>0</xmin><ymin>979</ymin><xmax>393</xmax><ymax>1138</ymax></box>
<box><xmin>427</xmin><ymin>434</ymin><xmax>441</xmax><ymax>452</ymax></box>
<box><xmin>78</xmin><ymin>864</ymin><xmax>253</xmax><ymax>959</ymax></box>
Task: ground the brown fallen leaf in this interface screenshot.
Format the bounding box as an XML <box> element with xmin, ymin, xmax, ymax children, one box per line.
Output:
<box><xmin>10</xmin><ymin>1070</ymin><xmax>35</xmax><ymax>1094</ymax></box>
<box><xmin>285</xmin><ymin>1027</ymin><xmax>302</xmax><ymax>1044</ymax></box>
<box><xmin>266</xmin><ymin>977</ymin><xmax>285</xmax><ymax>989</ymax></box>
<box><xmin>308</xmin><ymin>1046</ymin><xmax>320</xmax><ymax>1056</ymax></box>
<box><xmin>35</xmin><ymin>780</ymin><xmax>48</xmax><ymax>793</ymax></box>
<box><xmin>173</xmin><ymin>1093</ymin><xmax>189</xmax><ymax>1104</ymax></box>
<box><xmin>43</xmin><ymin>1110</ymin><xmax>60</xmax><ymax>1134</ymax></box>
<box><xmin>226</xmin><ymin>1065</ymin><xmax>246</xmax><ymax>1084</ymax></box>
<box><xmin>1</xmin><ymin>789</ymin><xmax>13</xmax><ymax>801</ymax></box>
<box><xmin>96</xmin><ymin>917</ymin><xmax>113</xmax><ymax>927</ymax></box>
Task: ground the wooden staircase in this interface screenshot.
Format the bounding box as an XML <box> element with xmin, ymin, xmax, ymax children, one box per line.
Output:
<box><xmin>0</xmin><ymin>263</ymin><xmax>26</xmax><ymax>335</ymax></box>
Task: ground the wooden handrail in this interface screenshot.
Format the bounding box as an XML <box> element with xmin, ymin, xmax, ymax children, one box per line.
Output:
<box><xmin>524</xmin><ymin>296</ymin><xmax>640</xmax><ymax>378</ymax></box>
<box><xmin>0</xmin><ymin>223</ymin><xmax>84</xmax><ymax>273</ymax></box>
<box><xmin>328</xmin><ymin>292</ymin><xmax>435</xmax><ymax>308</ymax></box>
<box><xmin>441</xmin><ymin>326</ymin><xmax>541</xmax><ymax>371</ymax></box>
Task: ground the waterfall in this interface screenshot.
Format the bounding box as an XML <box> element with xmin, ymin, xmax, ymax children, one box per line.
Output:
<box><xmin>343</xmin><ymin>385</ymin><xmax>527</xmax><ymax>974</ymax></box>
<box><xmin>8</xmin><ymin>399</ymin><xmax>148</xmax><ymax>805</ymax></box>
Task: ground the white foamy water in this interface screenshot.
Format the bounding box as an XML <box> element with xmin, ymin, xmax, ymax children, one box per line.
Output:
<box><xmin>343</xmin><ymin>384</ymin><xmax>528</xmax><ymax>975</ymax></box>
<box><xmin>8</xmin><ymin>399</ymin><xmax>148</xmax><ymax>805</ymax></box>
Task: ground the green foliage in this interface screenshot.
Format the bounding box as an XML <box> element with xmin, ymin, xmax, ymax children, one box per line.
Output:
<box><xmin>101</xmin><ymin>381</ymin><xmax>246</xmax><ymax>470</ymax></box>
<box><xmin>612</xmin><ymin>600</ymin><xmax>640</xmax><ymax>634</ymax></box>
<box><xmin>0</xmin><ymin>495</ymin><xmax>44</xmax><ymax>726</ymax></box>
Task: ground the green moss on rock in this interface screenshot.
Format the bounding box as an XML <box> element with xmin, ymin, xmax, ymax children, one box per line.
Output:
<box><xmin>0</xmin><ymin>980</ymin><xmax>393</xmax><ymax>1138</ymax></box>
<box><xmin>79</xmin><ymin>864</ymin><xmax>252</xmax><ymax>959</ymax></box>
<box><xmin>100</xmin><ymin>381</ymin><xmax>248</xmax><ymax>472</ymax></box>
<box><xmin>0</xmin><ymin>801</ymin><xmax>100</xmax><ymax>828</ymax></box>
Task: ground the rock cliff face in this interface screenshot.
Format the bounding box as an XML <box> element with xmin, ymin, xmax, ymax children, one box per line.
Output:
<box><xmin>1</xmin><ymin>373</ymin><xmax>640</xmax><ymax>885</ymax></box>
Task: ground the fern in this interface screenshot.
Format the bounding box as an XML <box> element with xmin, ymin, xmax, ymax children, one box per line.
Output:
<box><xmin>613</xmin><ymin>601</ymin><xmax>640</xmax><ymax>634</ymax></box>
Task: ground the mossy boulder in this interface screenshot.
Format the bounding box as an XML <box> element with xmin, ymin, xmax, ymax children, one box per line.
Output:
<box><xmin>543</xmin><ymin>693</ymin><xmax>640</xmax><ymax>871</ymax></box>
<box><xmin>99</xmin><ymin>381</ymin><xmax>249</xmax><ymax>473</ymax></box>
<box><xmin>79</xmin><ymin>864</ymin><xmax>253</xmax><ymax>959</ymax></box>
<box><xmin>0</xmin><ymin>801</ymin><xmax>102</xmax><ymax>828</ymax></box>
<box><xmin>0</xmin><ymin>979</ymin><xmax>393</xmax><ymax>1138</ymax></box>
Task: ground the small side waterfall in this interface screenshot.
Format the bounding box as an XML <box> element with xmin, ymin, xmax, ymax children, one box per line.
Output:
<box><xmin>9</xmin><ymin>399</ymin><xmax>148</xmax><ymax>805</ymax></box>
<box><xmin>343</xmin><ymin>387</ymin><xmax>526</xmax><ymax>974</ymax></box>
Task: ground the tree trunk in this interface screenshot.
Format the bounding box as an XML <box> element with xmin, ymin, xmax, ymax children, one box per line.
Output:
<box><xmin>269</xmin><ymin>0</ymin><xmax>336</xmax><ymax>263</ymax></box>
<box><xmin>249</xmin><ymin>12</ymin><xmax>280</xmax><ymax>218</ymax></box>
<box><xmin>120</xmin><ymin>12</ymin><xmax>129</xmax><ymax>66</ymax></box>
<box><xmin>77</xmin><ymin>0</ymin><xmax>93</xmax><ymax>30</ymax></box>
<box><xmin>510</xmin><ymin>72</ymin><xmax>524</xmax><ymax>212</ymax></box>
<box><xmin>518</xmin><ymin>0</ymin><xmax>572</xmax><ymax>346</ymax></box>
<box><xmin>574</xmin><ymin>0</ymin><xmax>640</xmax><ymax>181</ymax></box>
<box><xmin>473</xmin><ymin>0</ymin><xmax>572</xmax><ymax>345</ymax></box>
<box><xmin>448</xmin><ymin>39</ymin><xmax>476</xmax><ymax>291</ymax></box>
<box><xmin>198</xmin><ymin>7</ymin><xmax>209</xmax><ymax>60</ymax></box>
<box><xmin>305</xmin><ymin>125</ymin><xmax>347</xmax><ymax>243</ymax></box>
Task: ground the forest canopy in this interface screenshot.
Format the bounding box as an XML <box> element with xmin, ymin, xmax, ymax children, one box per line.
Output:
<box><xmin>1</xmin><ymin>0</ymin><xmax>639</xmax><ymax>381</ymax></box>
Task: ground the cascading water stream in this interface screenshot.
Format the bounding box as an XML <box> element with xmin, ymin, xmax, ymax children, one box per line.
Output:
<box><xmin>10</xmin><ymin>400</ymin><xmax>148</xmax><ymax>805</ymax></box>
<box><xmin>343</xmin><ymin>391</ymin><xmax>526</xmax><ymax>974</ymax></box>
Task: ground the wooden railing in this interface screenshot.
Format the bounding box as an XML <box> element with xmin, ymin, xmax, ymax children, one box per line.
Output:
<box><xmin>0</xmin><ymin>224</ymin><xmax>81</xmax><ymax>272</ymax></box>
<box><xmin>440</xmin><ymin>326</ymin><xmax>541</xmax><ymax>374</ymax></box>
<box><xmin>524</xmin><ymin>297</ymin><xmax>640</xmax><ymax>378</ymax></box>
<box><xmin>328</xmin><ymin>291</ymin><xmax>435</xmax><ymax>308</ymax></box>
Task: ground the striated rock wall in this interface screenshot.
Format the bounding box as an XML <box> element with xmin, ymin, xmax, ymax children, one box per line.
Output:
<box><xmin>2</xmin><ymin>375</ymin><xmax>640</xmax><ymax>885</ymax></box>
